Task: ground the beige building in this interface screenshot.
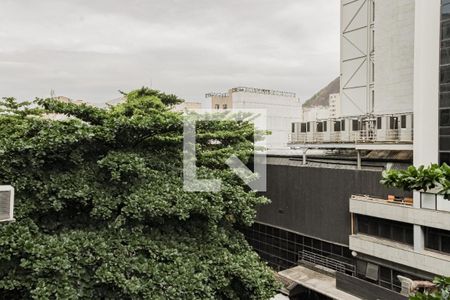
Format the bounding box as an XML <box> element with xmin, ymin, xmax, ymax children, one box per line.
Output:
<box><xmin>206</xmin><ymin>87</ymin><xmax>302</xmax><ymax>149</ymax></box>
<box><xmin>172</xmin><ymin>101</ymin><xmax>202</xmax><ymax>112</ymax></box>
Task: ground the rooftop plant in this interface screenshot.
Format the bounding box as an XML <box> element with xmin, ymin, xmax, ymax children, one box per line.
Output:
<box><xmin>381</xmin><ymin>164</ymin><xmax>450</xmax><ymax>199</ymax></box>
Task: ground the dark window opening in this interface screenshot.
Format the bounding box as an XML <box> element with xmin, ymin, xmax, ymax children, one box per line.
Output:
<box><xmin>307</xmin><ymin>122</ymin><xmax>311</xmax><ymax>132</ymax></box>
<box><xmin>425</xmin><ymin>227</ymin><xmax>450</xmax><ymax>254</ymax></box>
<box><xmin>317</xmin><ymin>122</ymin><xmax>323</xmax><ymax>132</ymax></box>
<box><xmin>377</xmin><ymin>117</ymin><xmax>382</xmax><ymax>130</ymax></box>
<box><xmin>334</xmin><ymin>121</ymin><xmax>341</xmax><ymax>132</ymax></box>
<box><xmin>441</xmin><ymin>109</ymin><xmax>450</xmax><ymax>126</ymax></box>
<box><xmin>300</xmin><ymin>123</ymin><xmax>307</xmax><ymax>133</ymax></box>
<box><xmin>389</xmin><ymin>117</ymin><xmax>399</xmax><ymax>130</ymax></box>
<box><xmin>356</xmin><ymin>215</ymin><xmax>413</xmax><ymax>245</ymax></box>
<box><xmin>352</xmin><ymin>120</ymin><xmax>360</xmax><ymax>131</ymax></box>
<box><xmin>401</xmin><ymin>115</ymin><xmax>407</xmax><ymax>129</ymax></box>
<box><xmin>291</xmin><ymin>123</ymin><xmax>295</xmax><ymax>133</ymax></box>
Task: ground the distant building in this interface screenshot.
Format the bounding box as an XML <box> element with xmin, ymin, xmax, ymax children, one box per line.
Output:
<box><xmin>53</xmin><ymin>96</ymin><xmax>86</xmax><ymax>105</ymax></box>
<box><xmin>329</xmin><ymin>93</ymin><xmax>340</xmax><ymax>118</ymax></box>
<box><xmin>206</xmin><ymin>87</ymin><xmax>302</xmax><ymax>149</ymax></box>
<box><xmin>301</xmin><ymin>106</ymin><xmax>330</xmax><ymax>122</ymax></box>
<box><xmin>172</xmin><ymin>101</ymin><xmax>202</xmax><ymax>112</ymax></box>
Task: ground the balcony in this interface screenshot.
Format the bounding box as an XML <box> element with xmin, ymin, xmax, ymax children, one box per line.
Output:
<box><xmin>349</xmin><ymin>234</ymin><xmax>450</xmax><ymax>277</ymax></box>
<box><xmin>350</xmin><ymin>194</ymin><xmax>450</xmax><ymax>231</ymax></box>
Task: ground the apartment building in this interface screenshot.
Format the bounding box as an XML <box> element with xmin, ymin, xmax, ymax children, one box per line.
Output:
<box><xmin>242</xmin><ymin>1</ymin><xmax>450</xmax><ymax>299</ymax></box>
<box><xmin>207</xmin><ymin>87</ymin><xmax>302</xmax><ymax>149</ymax></box>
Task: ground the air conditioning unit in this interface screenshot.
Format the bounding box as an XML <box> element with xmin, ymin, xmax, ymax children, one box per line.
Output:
<box><xmin>0</xmin><ymin>186</ymin><xmax>14</xmax><ymax>222</ymax></box>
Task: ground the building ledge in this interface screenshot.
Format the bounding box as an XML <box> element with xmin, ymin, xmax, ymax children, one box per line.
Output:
<box><xmin>349</xmin><ymin>234</ymin><xmax>450</xmax><ymax>276</ymax></box>
<box><xmin>350</xmin><ymin>195</ymin><xmax>450</xmax><ymax>231</ymax></box>
<box><xmin>278</xmin><ymin>265</ymin><xmax>362</xmax><ymax>300</ymax></box>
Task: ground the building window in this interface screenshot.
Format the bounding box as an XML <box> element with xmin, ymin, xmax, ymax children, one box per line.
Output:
<box><xmin>307</xmin><ymin>122</ymin><xmax>311</xmax><ymax>132</ymax></box>
<box><xmin>425</xmin><ymin>227</ymin><xmax>450</xmax><ymax>254</ymax></box>
<box><xmin>352</xmin><ymin>120</ymin><xmax>360</xmax><ymax>131</ymax></box>
<box><xmin>240</xmin><ymin>222</ymin><xmax>354</xmax><ymax>272</ymax></box>
<box><xmin>341</xmin><ymin>119</ymin><xmax>345</xmax><ymax>131</ymax></box>
<box><xmin>334</xmin><ymin>121</ymin><xmax>341</xmax><ymax>132</ymax></box>
<box><xmin>300</xmin><ymin>123</ymin><xmax>307</xmax><ymax>133</ymax></box>
<box><xmin>401</xmin><ymin>115</ymin><xmax>407</xmax><ymax>129</ymax></box>
<box><xmin>291</xmin><ymin>123</ymin><xmax>295</xmax><ymax>133</ymax></box>
<box><xmin>223</xmin><ymin>104</ymin><xmax>227</xmax><ymax>109</ymax></box>
<box><xmin>441</xmin><ymin>109</ymin><xmax>450</xmax><ymax>126</ymax></box>
<box><xmin>356</xmin><ymin>215</ymin><xmax>413</xmax><ymax>245</ymax></box>
<box><xmin>323</xmin><ymin>121</ymin><xmax>327</xmax><ymax>132</ymax></box>
<box><xmin>317</xmin><ymin>122</ymin><xmax>323</xmax><ymax>132</ymax></box>
<box><xmin>377</xmin><ymin>117</ymin><xmax>382</xmax><ymax>130</ymax></box>
<box><xmin>215</xmin><ymin>104</ymin><xmax>220</xmax><ymax>109</ymax></box>
<box><xmin>389</xmin><ymin>117</ymin><xmax>398</xmax><ymax>130</ymax></box>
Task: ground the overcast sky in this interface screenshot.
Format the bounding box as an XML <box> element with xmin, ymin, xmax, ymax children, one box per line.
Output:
<box><xmin>0</xmin><ymin>0</ymin><xmax>339</xmax><ymax>105</ymax></box>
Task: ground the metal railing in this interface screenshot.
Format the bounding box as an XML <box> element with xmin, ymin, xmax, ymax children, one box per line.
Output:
<box><xmin>299</xmin><ymin>250</ymin><xmax>356</xmax><ymax>276</ymax></box>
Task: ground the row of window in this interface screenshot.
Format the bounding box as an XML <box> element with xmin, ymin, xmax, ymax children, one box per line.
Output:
<box><xmin>441</xmin><ymin>2</ymin><xmax>450</xmax><ymax>164</ymax></box>
<box><xmin>214</xmin><ymin>104</ymin><xmax>227</xmax><ymax>109</ymax></box>
<box><xmin>293</xmin><ymin>116</ymin><xmax>408</xmax><ymax>133</ymax></box>
<box><xmin>241</xmin><ymin>221</ymin><xmax>424</xmax><ymax>295</ymax></box>
<box><xmin>425</xmin><ymin>227</ymin><xmax>450</xmax><ymax>254</ymax></box>
<box><xmin>356</xmin><ymin>214</ymin><xmax>450</xmax><ymax>256</ymax></box>
<box><xmin>356</xmin><ymin>215</ymin><xmax>414</xmax><ymax>245</ymax></box>
<box><xmin>240</xmin><ymin>222</ymin><xmax>353</xmax><ymax>271</ymax></box>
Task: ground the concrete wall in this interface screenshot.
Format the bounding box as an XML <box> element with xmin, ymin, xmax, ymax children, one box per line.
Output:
<box><xmin>374</xmin><ymin>0</ymin><xmax>414</xmax><ymax>114</ymax></box>
<box><xmin>232</xmin><ymin>91</ymin><xmax>302</xmax><ymax>149</ymax></box>
<box><xmin>413</xmin><ymin>0</ymin><xmax>440</xmax><ymax>166</ymax></box>
<box><xmin>256</xmin><ymin>160</ymin><xmax>409</xmax><ymax>245</ymax></box>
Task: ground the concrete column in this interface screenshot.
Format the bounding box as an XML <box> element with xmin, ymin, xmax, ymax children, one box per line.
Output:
<box><xmin>413</xmin><ymin>0</ymin><xmax>440</xmax><ymax>166</ymax></box>
<box><xmin>413</xmin><ymin>0</ymin><xmax>440</xmax><ymax>207</ymax></box>
<box><xmin>357</xmin><ymin>150</ymin><xmax>362</xmax><ymax>170</ymax></box>
<box><xmin>414</xmin><ymin>224</ymin><xmax>425</xmax><ymax>253</ymax></box>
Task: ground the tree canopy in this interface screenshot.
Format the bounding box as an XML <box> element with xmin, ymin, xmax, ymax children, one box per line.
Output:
<box><xmin>0</xmin><ymin>88</ymin><xmax>277</xmax><ymax>299</ymax></box>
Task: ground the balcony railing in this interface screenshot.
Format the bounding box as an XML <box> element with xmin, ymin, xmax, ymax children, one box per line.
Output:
<box><xmin>299</xmin><ymin>250</ymin><xmax>356</xmax><ymax>276</ymax></box>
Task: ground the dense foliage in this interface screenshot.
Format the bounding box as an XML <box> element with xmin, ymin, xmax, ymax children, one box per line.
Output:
<box><xmin>381</xmin><ymin>164</ymin><xmax>450</xmax><ymax>198</ymax></box>
<box><xmin>410</xmin><ymin>276</ymin><xmax>450</xmax><ymax>300</ymax></box>
<box><xmin>0</xmin><ymin>88</ymin><xmax>278</xmax><ymax>299</ymax></box>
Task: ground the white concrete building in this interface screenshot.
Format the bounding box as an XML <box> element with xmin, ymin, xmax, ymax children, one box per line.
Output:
<box><xmin>302</xmin><ymin>106</ymin><xmax>331</xmax><ymax>122</ymax></box>
<box><xmin>207</xmin><ymin>87</ymin><xmax>302</xmax><ymax>149</ymax></box>
<box><xmin>329</xmin><ymin>93</ymin><xmax>341</xmax><ymax>118</ymax></box>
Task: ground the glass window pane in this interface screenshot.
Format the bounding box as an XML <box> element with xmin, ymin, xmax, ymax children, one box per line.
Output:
<box><xmin>440</xmin><ymin>136</ymin><xmax>450</xmax><ymax>151</ymax></box>
<box><xmin>440</xmin><ymin>109</ymin><xmax>450</xmax><ymax>126</ymax></box>
<box><xmin>441</xmin><ymin>92</ymin><xmax>450</xmax><ymax>108</ymax></box>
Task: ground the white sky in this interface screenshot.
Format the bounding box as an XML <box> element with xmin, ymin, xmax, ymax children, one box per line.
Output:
<box><xmin>0</xmin><ymin>0</ymin><xmax>340</xmax><ymax>105</ymax></box>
